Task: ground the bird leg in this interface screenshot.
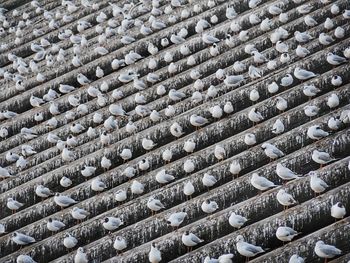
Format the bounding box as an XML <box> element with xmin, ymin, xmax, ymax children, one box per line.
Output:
<box><xmin>320</xmin><ymin>164</ymin><xmax>323</xmax><ymax>169</ymax></box>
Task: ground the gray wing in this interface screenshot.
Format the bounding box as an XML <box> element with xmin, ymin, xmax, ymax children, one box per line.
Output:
<box><xmin>245</xmin><ymin>244</ymin><xmax>263</xmax><ymax>254</ymax></box>
<box><xmin>42</xmin><ymin>188</ymin><xmax>53</xmax><ymax>195</ymax></box>
<box><xmin>272</xmin><ymin>148</ymin><xmax>284</xmax><ymax>157</ymax></box>
<box><xmin>19</xmin><ymin>235</ymin><xmax>35</xmax><ymax>243</ymax></box>
<box><xmin>81</xmin><ymin>209</ymin><xmax>90</xmax><ymax>216</ymax></box>
<box><xmin>259</xmin><ymin>178</ymin><xmax>274</xmax><ymax>187</ymax></box>
<box><xmin>320</xmin><ymin>245</ymin><xmax>341</xmax><ymax>256</ymax></box>
<box><xmin>196</xmin><ymin>116</ymin><xmax>208</xmax><ymax>124</ymax></box>
<box><xmin>154</xmin><ymin>200</ymin><xmax>164</xmax><ymax>208</ymax></box>
<box><xmin>318</xmin><ymin>153</ymin><xmax>332</xmax><ymax>162</ymax></box>
<box><xmin>332</xmin><ymin>55</ymin><xmax>346</xmax><ymax>63</ymax></box>
<box><xmin>54</xmin><ymin>221</ymin><xmax>65</xmax><ymax>228</ymax></box>
<box><xmin>191</xmin><ymin>234</ymin><xmax>202</xmax><ymax>244</ymax></box>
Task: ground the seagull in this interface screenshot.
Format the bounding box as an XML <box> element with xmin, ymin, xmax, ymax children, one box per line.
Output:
<box><xmin>0</xmin><ymin>224</ymin><xmax>6</xmax><ymax>235</ymax></box>
<box><xmin>280</xmin><ymin>74</ymin><xmax>293</xmax><ymax>87</ymax></box>
<box><xmin>54</xmin><ymin>193</ymin><xmax>77</xmax><ymax>208</ymax></box>
<box><xmin>210</xmin><ymin>105</ymin><xmax>223</xmax><ymax>119</ymax></box>
<box><xmin>170</xmin><ymin>122</ymin><xmax>185</xmax><ymax>138</ymax></box>
<box><xmin>35</xmin><ymin>184</ymin><xmax>54</xmax><ymax>199</ymax></box>
<box><xmin>156</xmin><ymin>169</ymin><xmax>175</xmax><ymax>184</ymax></box>
<box><xmin>120</xmin><ymin>148</ymin><xmax>132</xmax><ymax>161</ymax></box>
<box><xmin>307</xmin><ymin>125</ymin><xmax>329</xmax><ymax>140</ymax></box>
<box><xmin>142</xmin><ymin>138</ymin><xmax>157</xmax><ymax>151</ymax></box>
<box><xmin>276</xmin><ymin>189</ymin><xmax>297</xmax><ymax>210</ymax></box>
<box><xmin>314</xmin><ymin>241</ymin><xmax>341</xmax><ymax>261</ymax></box>
<box><xmin>147</xmin><ymin>197</ymin><xmax>165</xmax><ymax>215</ymax></box>
<box><xmin>74</xmin><ymin>247</ymin><xmax>88</xmax><ymax>263</ymax></box>
<box><xmin>12</xmin><ymin>232</ymin><xmax>36</xmax><ymax>246</ymax></box>
<box><xmin>29</xmin><ymin>95</ymin><xmax>45</xmax><ymax>107</ymax></box>
<box><xmin>91</xmin><ymin>177</ymin><xmax>107</xmax><ymax>192</ymax></box>
<box><xmin>224</xmin><ymin>74</ymin><xmax>244</xmax><ymax>87</ymax></box>
<box><xmin>304</xmin><ymin>15</ymin><xmax>318</xmax><ymax>26</ymax></box>
<box><xmin>236</xmin><ymin>235</ymin><xmax>265</xmax><ymax>260</ymax></box>
<box><xmin>244</xmin><ymin>133</ymin><xmax>256</xmax><ymax>146</ymax></box>
<box><xmin>289</xmin><ymin>254</ymin><xmax>304</xmax><ymax>263</ymax></box>
<box><xmin>309</xmin><ymin>171</ymin><xmax>328</xmax><ymax>196</ymax></box>
<box><xmin>276</xmin><ymin>41</ymin><xmax>289</xmax><ymax>53</ymax></box>
<box><xmin>201</xmin><ymin>200</ymin><xmax>219</xmax><ymax>215</ymax></box>
<box><xmin>276</xmin><ymin>97</ymin><xmax>288</xmax><ymax>112</ymax></box>
<box><xmin>125</xmin><ymin>121</ymin><xmax>137</xmax><ymax>134</ymax></box>
<box><xmin>77</xmin><ymin>73</ymin><xmax>91</xmax><ymax>86</ymax></box>
<box><xmin>328</xmin><ymin>117</ymin><xmax>341</xmax><ymax>131</ymax></box>
<box><xmin>303</xmin><ymin>85</ymin><xmax>321</xmax><ymax>98</ymax></box>
<box><xmin>294</xmin><ymin>67</ymin><xmax>317</xmax><ymax>80</ymax></box>
<box><xmin>230</xmin><ymin>160</ymin><xmax>242</xmax><ymax>178</ymax></box>
<box><xmin>312</xmin><ymin>150</ymin><xmax>337</xmax><ymax>167</ymax></box>
<box><xmin>183</xmin><ymin>181</ymin><xmax>195</xmax><ymax>198</ymax></box>
<box><xmin>190</xmin><ymin>114</ymin><xmax>208</xmax><ymax>128</ymax></box>
<box><xmin>202</xmin><ymin>173</ymin><xmax>217</xmax><ymax>189</ymax></box>
<box><xmin>64</xmin><ymin>233</ymin><xmax>78</xmax><ymax>249</ymax></box>
<box><xmin>166</xmin><ymin>209</ymin><xmax>187</xmax><ymax>231</ymax></box>
<box><xmin>184</xmin><ymin>159</ymin><xmax>195</xmax><ymax>173</ymax></box>
<box><xmin>294</xmin><ymin>31</ymin><xmax>313</xmax><ymax>43</ymax></box>
<box><xmin>276</xmin><ymin>163</ymin><xmax>300</xmax><ymax>182</ymax></box>
<box><xmin>224</xmin><ymin>101</ymin><xmax>234</xmax><ymax>114</ymax></box>
<box><xmin>304</xmin><ymin>105</ymin><xmax>319</xmax><ymax>118</ymax></box>
<box><xmin>114</xmin><ymin>236</ymin><xmax>127</xmax><ymax>253</ymax></box>
<box><xmin>101</xmin><ymin>156</ymin><xmax>112</xmax><ymax>171</ymax></box>
<box><xmin>248</xmin><ymin>108</ymin><xmax>264</xmax><ymax>125</ymax></box>
<box><xmin>202</xmin><ymin>33</ymin><xmax>220</xmax><ymax>44</ymax></box>
<box><xmin>326</xmin><ymin>53</ymin><xmax>347</xmax><ymax>65</ymax></box>
<box><xmin>229</xmin><ymin>212</ymin><xmax>248</xmax><ymax>229</ymax></box>
<box><xmin>326</xmin><ymin>94</ymin><xmax>339</xmax><ymax>109</ymax></box>
<box><xmin>81</xmin><ymin>166</ymin><xmax>96</xmax><ymax>179</ymax></box>
<box><xmin>261</xmin><ymin>143</ymin><xmax>284</xmax><ymax>160</ymax></box>
<box><xmin>109</xmin><ymin>104</ymin><xmax>128</xmax><ymax>117</ymax></box>
<box><xmin>149</xmin><ymin>243</ymin><xmax>162</xmax><ymax>263</ymax></box>
<box><xmin>249</xmin><ymin>89</ymin><xmax>260</xmax><ymax>103</ymax></box>
<box><xmin>7</xmin><ymin>198</ymin><xmax>24</xmax><ymax>214</ymax></box>
<box><xmin>21</xmin><ymin>127</ymin><xmax>38</xmax><ymax>140</ymax></box>
<box><xmin>131</xmin><ymin>180</ymin><xmax>144</xmax><ymax>195</ymax></box>
<box><xmin>47</xmin><ymin>218</ymin><xmax>66</xmax><ymax>233</ymax></box>
<box><xmin>71</xmin><ymin>207</ymin><xmax>89</xmax><ymax>222</ymax></box>
<box><xmin>138</xmin><ymin>159</ymin><xmax>150</xmax><ymax>171</ymax></box>
<box><xmin>16</xmin><ymin>255</ymin><xmax>37</xmax><ymax>263</ymax></box>
<box><xmin>276</xmin><ymin>226</ymin><xmax>300</xmax><ymax>242</ymax></box>
<box><xmin>214</xmin><ymin>145</ymin><xmax>226</xmax><ymax>160</ymax></box>
<box><xmin>268</xmin><ymin>82</ymin><xmax>279</xmax><ymax>93</ymax></box>
<box><xmin>115</xmin><ymin>188</ymin><xmax>127</xmax><ymax>203</ymax></box>
<box><xmin>60</xmin><ymin>176</ymin><xmax>72</xmax><ymax>188</ymax></box>
<box><xmin>319</xmin><ymin>33</ymin><xmax>334</xmax><ymax>45</ymax></box>
<box><xmin>331</xmin><ymin>75</ymin><xmax>342</xmax><ymax>86</ymax></box>
<box><xmin>331</xmin><ymin>202</ymin><xmax>346</xmax><ymax>220</ymax></box>
<box><xmin>251</xmin><ymin>173</ymin><xmax>279</xmax><ymax>192</ymax></box>
<box><xmin>162</xmin><ymin>149</ymin><xmax>173</xmax><ymax>163</ymax></box>
<box><xmin>296</xmin><ymin>45</ymin><xmax>310</xmax><ymax>58</ymax></box>
<box><xmin>102</xmin><ymin>217</ymin><xmax>123</xmax><ymax>232</ymax></box>
<box><xmin>184</xmin><ymin>139</ymin><xmax>196</xmax><ymax>154</ymax></box>
<box><xmin>272</xmin><ymin>119</ymin><xmax>285</xmax><ymax>134</ymax></box>
<box><xmin>182</xmin><ymin>231</ymin><xmax>204</xmax><ymax>252</ymax></box>
<box><xmin>168</xmin><ymin>89</ymin><xmax>186</xmax><ymax>102</ymax></box>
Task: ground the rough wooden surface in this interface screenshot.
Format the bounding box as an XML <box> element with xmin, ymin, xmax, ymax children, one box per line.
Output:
<box><xmin>0</xmin><ymin>0</ymin><xmax>349</xmax><ymax>262</ymax></box>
